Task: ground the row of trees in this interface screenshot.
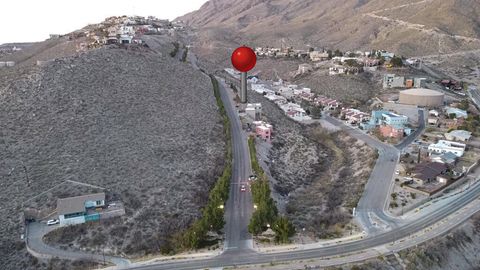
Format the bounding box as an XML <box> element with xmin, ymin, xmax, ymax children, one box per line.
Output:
<box><xmin>247</xmin><ymin>137</ymin><xmax>295</xmax><ymax>243</ymax></box>
<box><xmin>179</xmin><ymin>76</ymin><xmax>232</xmax><ymax>250</ymax></box>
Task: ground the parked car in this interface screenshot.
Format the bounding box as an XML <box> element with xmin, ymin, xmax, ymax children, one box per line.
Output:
<box><xmin>395</xmin><ymin>170</ymin><xmax>400</xmax><ymax>175</ymax></box>
<box><xmin>47</xmin><ymin>219</ymin><xmax>59</xmax><ymax>226</ymax></box>
<box><xmin>249</xmin><ymin>175</ymin><xmax>257</xmax><ymax>181</ymax></box>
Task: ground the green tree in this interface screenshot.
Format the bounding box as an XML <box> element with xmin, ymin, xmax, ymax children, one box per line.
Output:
<box><xmin>390</xmin><ymin>56</ymin><xmax>403</xmax><ymax>67</ymax></box>
<box><xmin>457</xmin><ymin>99</ymin><xmax>469</xmax><ymax>110</ymax></box>
<box><xmin>272</xmin><ymin>216</ymin><xmax>295</xmax><ymax>243</ymax></box>
<box><xmin>327</xmin><ymin>49</ymin><xmax>333</xmax><ymax>59</ymax></box>
<box><xmin>310</xmin><ymin>106</ymin><xmax>322</xmax><ymax>119</ymax></box>
<box><xmin>344</xmin><ymin>59</ymin><xmax>359</xmax><ymax>67</ymax></box>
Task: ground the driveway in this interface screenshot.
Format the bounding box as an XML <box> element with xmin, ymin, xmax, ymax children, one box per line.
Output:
<box><xmin>26</xmin><ymin>221</ymin><xmax>130</xmax><ymax>267</ymax></box>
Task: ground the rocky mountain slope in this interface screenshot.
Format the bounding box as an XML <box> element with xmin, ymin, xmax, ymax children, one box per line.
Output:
<box><xmin>0</xmin><ymin>39</ymin><xmax>225</xmax><ymax>268</ymax></box>
<box><xmin>178</xmin><ymin>0</ymin><xmax>480</xmax><ymax>56</ymax></box>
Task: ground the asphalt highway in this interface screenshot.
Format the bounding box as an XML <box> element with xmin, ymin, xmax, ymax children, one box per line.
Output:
<box><xmin>217</xmin><ymin>77</ymin><xmax>254</xmax><ymax>252</ymax></box>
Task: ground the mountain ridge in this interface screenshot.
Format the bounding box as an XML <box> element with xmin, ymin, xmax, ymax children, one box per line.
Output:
<box><xmin>177</xmin><ymin>0</ymin><xmax>480</xmax><ymax>56</ymax></box>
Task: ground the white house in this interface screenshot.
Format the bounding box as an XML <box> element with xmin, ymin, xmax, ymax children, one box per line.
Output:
<box><xmin>428</xmin><ymin>140</ymin><xmax>466</xmax><ymax>157</ymax></box>
<box><xmin>57</xmin><ymin>193</ymin><xmax>105</xmax><ymax>226</ymax></box>
<box><xmin>445</xmin><ymin>107</ymin><xmax>468</xmax><ymax>119</ymax></box>
<box><xmin>444</xmin><ymin>130</ymin><xmax>472</xmax><ymax>142</ymax></box>
<box><xmin>246</xmin><ymin>103</ymin><xmax>262</xmax><ymax>121</ymax></box>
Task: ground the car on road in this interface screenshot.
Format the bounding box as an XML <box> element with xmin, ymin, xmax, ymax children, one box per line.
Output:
<box><xmin>47</xmin><ymin>219</ymin><xmax>59</xmax><ymax>226</ymax></box>
<box><xmin>240</xmin><ymin>184</ymin><xmax>246</xmax><ymax>192</ymax></box>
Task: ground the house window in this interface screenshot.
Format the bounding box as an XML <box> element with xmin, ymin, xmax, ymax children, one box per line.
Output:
<box><xmin>96</xmin><ymin>200</ymin><xmax>103</xmax><ymax>205</ymax></box>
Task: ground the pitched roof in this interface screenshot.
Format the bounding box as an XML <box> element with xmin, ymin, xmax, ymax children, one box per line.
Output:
<box><xmin>57</xmin><ymin>193</ymin><xmax>105</xmax><ymax>215</ymax></box>
<box><xmin>414</xmin><ymin>162</ymin><xmax>448</xmax><ymax>181</ymax></box>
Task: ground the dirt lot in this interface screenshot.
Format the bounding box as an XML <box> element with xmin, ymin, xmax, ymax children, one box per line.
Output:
<box><xmin>0</xmin><ymin>44</ymin><xmax>225</xmax><ymax>268</ymax></box>
<box><xmin>248</xmin><ymin>91</ymin><xmax>375</xmax><ymax>239</ymax></box>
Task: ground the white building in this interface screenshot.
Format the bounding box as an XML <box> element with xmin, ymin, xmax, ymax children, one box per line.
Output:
<box><xmin>246</xmin><ymin>103</ymin><xmax>262</xmax><ymax>121</ymax></box>
<box><xmin>57</xmin><ymin>193</ymin><xmax>105</xmax><ymax>226</ymax></box>
<box><xmin>309</xmin><ymin>51</ymin><xmax>329</xmax><ymax>62</ymax></box>
<box><xmin>298</xmin><ymin>64</ymin><xmax>313</xmax><ymax>74</ymax></box>
<box><xmin>445</xmin><ymin>107</ymin><xmax>468</xmax><ymax>119</ymax></box>
<box><xmin>428</xmin><ymin>140</ymin><xmax>466</xmax><ymax>157</ymax></box>
<box><xmin>444</xmin><ymin>130</ymin><xmax>472</xmax><ymax>142</ymax></box>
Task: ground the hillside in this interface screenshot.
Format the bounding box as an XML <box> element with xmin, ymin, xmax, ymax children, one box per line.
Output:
<box><xmin>178</xmin><ymin>0</ymin><xmax>480</xmax><ymax>57</ymax></box>
<box><xmin>0</xmin><ymin>40</ymin><xmax>225</xmax><ymax>268</ymax></box>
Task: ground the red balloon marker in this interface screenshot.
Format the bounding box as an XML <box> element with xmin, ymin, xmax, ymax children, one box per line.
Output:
<box><xmin>231</xmin><ymin>46</ymin><xmax>257</xmax><ymax>72</ymax></box>
<box><xmin>232</xmin><ymin>46</ymin><xmax>256</xmax><ymax>103</ymax></box>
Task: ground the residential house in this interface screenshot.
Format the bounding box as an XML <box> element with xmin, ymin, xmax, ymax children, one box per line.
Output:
<box><xmin>362</xmin><ymin>110</ymin><xmax>408</xmax><ymax>132</ymax></box>
<box><xmin>430</xmin><ymin>152</ymin><xmax>458</xmax><ymax>165</ymax></box>
<box><xmin>444</xmin><ymin>130</ymin><xmax>472</xmax><ymax>142</ymax></box>
<box><xmin>383</xmin><ymin>74</ymin><xmax>405</xmax><ymax>89</ymax></box>
<box><xmin>428</xmin><ymin>140</ymin><xmax>466</xmax><ymax>157</ymax></box>
<box><xmin>445</xmin><ymin>107</ymin><xmax>468</xmax><ymax>119</ymax></box>
<box><xmin>428</xmin><ymin>118</ymin><xmax>439</xmax><ymax>126</ymax></box>
<box><xmin>119</xmin><ymin>34</ymin><xmax>133</xmax><ymax>44</ymax></box>
<box><xmin>245</xmin><ymin>103</ymin><xmax>262</xmax><ymax>121</ymax></box>
<box><xmin>314</xmin><ymin>96</ymin><xmax>340</xmax><ymax>110</ymax></box>
<box><xmin>254</xmin><ymin>122</ymin><xmax>273</xmax><ymax>141</ymax></box>
<box><xmin>429</xmin><ymin>110</ymin><xmax>439</xmax><ymax>117</ymax></box>
<box><xmin>413</xmin><ymin>162</ymin><xmax>448</xmax><ymax>186</ymax></box>
<box><xmin>379</xmin><ymin>124</ymin><xmax>404</xmax><ymax>139</ymax></box>
<box><xmin>329</xmin><ymin>66</ymin><xmax>346</xmax><ymax>75</ymax></box>
<box><xmin>380</xmin><ymin>51</ymin><xmax>395</xmax><ymax>61</ymax></box>
<box><xmin>414</xmin><ymin>78</ymin><xmax>427</xmax><ymax>88</ymax></box>
<box><xmin>309</xmin><ymin>51</ymin><xmax>329</xmax><ymax>62</ymax></box>
<box><xmin>57</xmin><ymin>193</ymin><xmax>105</xmax><ymax>226</ymax></box>
<box><xmin>298</xmin><ymin>64</ymin><xmax>313</xmax><ymax>74</ymax></box>
<box><xmin>342</xmin><ymin>108</ymin><xmax>370</xmax><ymax>124</ymax></box>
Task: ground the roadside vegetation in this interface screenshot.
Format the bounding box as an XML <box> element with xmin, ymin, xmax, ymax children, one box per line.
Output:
<box><xmin>248</xmin><ymin>137</ymin><xmax>295</xmax><ymax>244</ymax></box>
<box><xmin>181</xmin><ymin>46</ymin><xmax>188</xmax><ymax>62</ymax></box>
<box><xmin>176</xmin><ymin>75</ymin><xmax>232</xmax><ymax>251</ymax></box>
<box><xmin>170</xmin><ymin>42</ymin><xmax>180</xmax><ymax>57</ymax></box>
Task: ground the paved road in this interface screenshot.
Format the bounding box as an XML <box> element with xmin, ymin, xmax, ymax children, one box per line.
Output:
<box><xmin>217</xmin><ymin>77</ymin><xmax>254</xmax><ymax>252</ymax></box>
<box><xmin>26</xmin><ymin>222</ymin><xmax>130</xmax><ymax>266</ymax></box>
<box><xmin>126</xmin><ymin>180</ymin><xmax>480</xmax><ymax>269</ymax></box>
<box><xmin>324</xmin><ymin>110</ymin><xmax>426</xmax><ymax>235</ymax></box>
<box><xmin>323</xmin><ymin>115</ymin><xmax>402</xmax><ymax>234</ymax></box>
<box><xmin>395</xmin><ymin>109</ymin><xmax>425</xmax><ymax>150</ymax></box>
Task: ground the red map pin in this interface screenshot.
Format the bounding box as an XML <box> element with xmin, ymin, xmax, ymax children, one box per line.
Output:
<box><xmin>231</xmin><ymin>46</ymin><xmax>257</xmax><ymax>72</ymax></box>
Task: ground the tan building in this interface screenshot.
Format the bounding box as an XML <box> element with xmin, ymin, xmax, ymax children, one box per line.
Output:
<box><xmin>399</xmin><ymin>88</ymin><xmax>444</xmax><ymax>107</ymax></box>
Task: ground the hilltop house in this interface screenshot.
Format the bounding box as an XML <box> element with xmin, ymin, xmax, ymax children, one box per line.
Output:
<box><xmin>428</xmin><ymin>140</ymin><xmax>466</xmax><ymax>157</ymax></box>
<box><xmin>57</xmin><ymin>193</ymin><xmax>105</xmax><ymax>226</ymax></box>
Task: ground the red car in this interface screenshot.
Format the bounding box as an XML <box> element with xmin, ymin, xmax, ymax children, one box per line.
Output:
<box><xmin>240</xmin><ymin>184</ymin><xmax>247</xmax><ymax>192</ymax></box>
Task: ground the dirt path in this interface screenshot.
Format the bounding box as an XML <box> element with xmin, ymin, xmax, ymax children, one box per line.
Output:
<box><xmin>364</xmin><ymin>0</ymin><xmax>480</xmax><ymax>47</ymax></box>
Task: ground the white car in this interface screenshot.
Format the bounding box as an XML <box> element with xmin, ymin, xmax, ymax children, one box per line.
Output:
<box><xmin>47</xmin><ymin>219</ymin><xmax>59</xmax><ymax>226</ymax></box>
<box><xmin>395</xmin><ymin>170</ymin><xmax>400</xmax><ymax>175</ymax></box>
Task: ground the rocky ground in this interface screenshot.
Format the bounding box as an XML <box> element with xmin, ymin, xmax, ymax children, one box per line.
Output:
<box><xmin>0</xmin><ymin>41</ymin><xmax>225</xmax><ymax>269</ymax></box>
<box><xmin>248</xmin><ymin>91</ymin><xmax>375</xmax><ymax>239</ymax></box>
